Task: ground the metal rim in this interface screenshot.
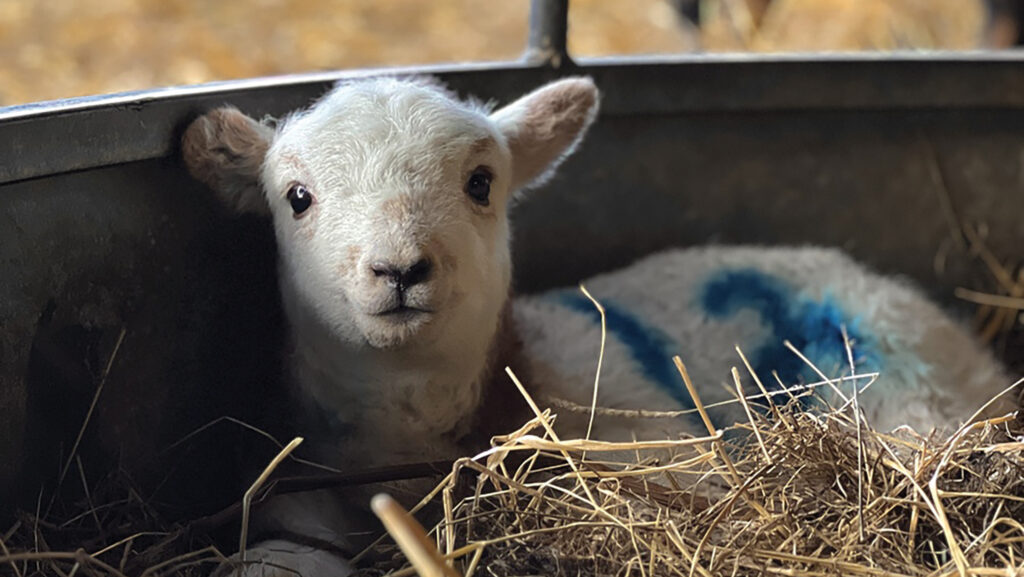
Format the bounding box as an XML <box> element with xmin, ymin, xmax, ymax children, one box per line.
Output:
<box><xmin>5</xmin><ymin>0</ymin><xmax>1024</xmax><ymax>186</ymax></box>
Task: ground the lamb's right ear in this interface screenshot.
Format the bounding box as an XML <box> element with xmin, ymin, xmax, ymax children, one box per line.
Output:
<box><xmin>181</xmin><ymin>107</ymin><xmax>273</xmax><ymax>215</ymax></box>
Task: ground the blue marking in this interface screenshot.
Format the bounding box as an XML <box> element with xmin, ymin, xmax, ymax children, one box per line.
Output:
<box><xmin>699</xmin><ymin>269</ymin><xmax>881</xmax><ymax>394</ymax></box>
<box><xmin>555</xmin><ymin>292</ymin><xmax>695</xmax><ymax>411</ymax></box>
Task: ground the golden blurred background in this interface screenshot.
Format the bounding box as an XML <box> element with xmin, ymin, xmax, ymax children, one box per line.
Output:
<box><xmin>0</xmin><ymin>0</ymin><xmax>1005</xmax><ymax>106</ymax></box>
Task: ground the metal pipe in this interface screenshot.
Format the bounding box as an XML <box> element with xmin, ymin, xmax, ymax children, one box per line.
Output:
<box><xmin>526</xmin><ymin>0</ymin><xmax>570</xmax><ymax>67</ymax></box>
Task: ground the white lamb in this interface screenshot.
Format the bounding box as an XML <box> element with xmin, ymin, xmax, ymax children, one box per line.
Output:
<box><xmin>182</xmin><ymin>76</ymin><xmax>1016</xmax><ymax>576</ymax></box>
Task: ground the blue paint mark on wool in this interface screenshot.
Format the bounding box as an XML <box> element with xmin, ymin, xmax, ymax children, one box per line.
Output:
<box><xmin>699</xmin><ymin>269</ymin><xmax>881</xmax><ymax>392</ymax></box>
<box><xmin>555</xmin><ymin>292</ymin><xmax>695</xmax><ymax>411</ymax></box>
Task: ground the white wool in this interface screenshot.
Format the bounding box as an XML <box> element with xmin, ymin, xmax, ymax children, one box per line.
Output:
<box><xmin>518</xmin><ymin>245</ymin><xmax>1014</xmax><ymax>443</ymax></box>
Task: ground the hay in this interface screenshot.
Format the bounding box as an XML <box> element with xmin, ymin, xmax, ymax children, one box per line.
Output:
<box><xmin>3</xmin><ymin>289</ymin><xmax>1022</xmax><ymax>577</ymax></box>
<box><xmin>4</xmin><ymin>373</ymin><xmax>1023</xmax><ymax>577</ymax></box>
<box><xmin>5</xmin><ymin>342</ymin><xmax>1023</xmax><ymax>577</ymax></box>
<box><xmin>0</xmin><ymin>469</ymin><xmax>229</xmax><ymax>577</ymax></box>
<box><xmin>0</xmin><ymin>438</ymin><xmax>458</xmax><ymax>577</ymax></box>
<box><xmin>360</xmin><ymin>364</ymin><xmax>1024</xmax><ymax>577</ymax></box>
<box><xmin>3</xmin><ymin>340</ymin><xmax>1022</xmax><ymax>577</ymax></box>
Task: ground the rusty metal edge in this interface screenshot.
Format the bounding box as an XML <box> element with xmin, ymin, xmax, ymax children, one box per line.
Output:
<box><xmin>4</xmin><ymin>53</ymin><xmax>1024</xmax><ymax>185</ymax></box>
<box><xmin>526</xmin><ymin>0</ymin><xmax>570</xmax><ymax>67</ymax></box>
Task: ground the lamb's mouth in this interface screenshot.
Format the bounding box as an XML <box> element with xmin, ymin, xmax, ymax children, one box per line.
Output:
<box><xmin>372</xmin><ymin>305</ymin><xmax>433</xmax><ymax>318</ymax></box>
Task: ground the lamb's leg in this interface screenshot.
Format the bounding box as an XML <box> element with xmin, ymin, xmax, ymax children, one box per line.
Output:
<box><xmin>223</xmin><ymin>539</ymin><xmax>353</xmax><ymax>577</ymax></box>
<box><xmin>216</xmin><ymin>490</ymin><xmax>367</xmax><ymax>577</ymax></box>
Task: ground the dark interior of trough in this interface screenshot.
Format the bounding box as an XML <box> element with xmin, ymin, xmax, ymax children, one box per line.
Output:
<box><xmin>1</xmin><ymin>58</ymin><xmax>1022</xmax><ymax>550</ymax></box>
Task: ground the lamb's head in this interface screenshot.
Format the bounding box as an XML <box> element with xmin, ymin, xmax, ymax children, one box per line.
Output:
<box><xmin>183</xmin><ymin>77</ymin><xmax>598</xmax><ymax>351</ymax></box>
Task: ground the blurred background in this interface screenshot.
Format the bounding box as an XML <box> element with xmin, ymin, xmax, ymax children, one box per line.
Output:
<box><xmin>0</xmin><ymin>0</ymin><xmax>1021</xmax><ymax>106</ymax></box>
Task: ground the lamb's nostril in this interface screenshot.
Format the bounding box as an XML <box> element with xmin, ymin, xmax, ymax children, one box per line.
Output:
<box><xmin>369</xmin><ymin>258</ymin><xmax>432</xmax><ymax>289</ymax></box>
<box><xmin>402</xmin><ymin>258</ymin><xmax>433</xmax><ymax>288</ymax></box>
<box><xmin>370</xmin><ymin>262</ymin><xmax>402</xmax><ymax>287</ymax></box>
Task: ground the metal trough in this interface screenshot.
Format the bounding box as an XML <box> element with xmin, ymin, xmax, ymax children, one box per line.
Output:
<box><xmin>2</xmin><ymin>0</ymin><xmax>1022</xmax><ymax>520</ymax></box>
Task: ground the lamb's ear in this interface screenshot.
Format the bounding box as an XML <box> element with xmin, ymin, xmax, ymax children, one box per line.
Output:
<box><xmin>181</xmin><ymin>107</ymin><xmax>274</xmax><ymax>215</ymax></box>
<box><xmin>491</xmin><ymin>77</ymin><xmax>599</xmax><ymax>191</ymax></box>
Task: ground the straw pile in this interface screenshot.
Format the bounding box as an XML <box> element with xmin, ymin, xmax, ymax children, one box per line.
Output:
<box><xmin>2</xmin><ymin>291</ymin><xmax>1022</xmax><ymax>577</ymax></box>
<box><xmin>2</xmin><ymin>365</ymin><xmax>1022</xmax><ymax>577</ymax></box>
<box><xmin>359</xmin><ymin>364</ymin><xmax>1024</xmax><ymax>577</ymax></box>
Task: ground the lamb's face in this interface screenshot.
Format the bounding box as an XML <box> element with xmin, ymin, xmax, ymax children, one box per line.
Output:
<box><xmin>264</xmin><ymin>82</ymin><xmax>514</xmax><ymax>349</ymax></box>
<box><xmin>183</xmin><ymin>76</ymin><xmax>599</xmax><ymax>353</ymax></box>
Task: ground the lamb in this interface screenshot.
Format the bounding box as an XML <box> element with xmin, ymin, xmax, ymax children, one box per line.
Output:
<box><xmin>517</xmin><ymin>246</ymin><xmax>1016</xmax><ymax>442</ymax></box>
<box><xmin>181</xmin><ymin>75</ymin><xmax>1016</xmax><ymax>576</ymax></box>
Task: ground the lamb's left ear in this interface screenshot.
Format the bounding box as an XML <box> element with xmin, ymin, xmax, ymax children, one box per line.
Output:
<box><xmin>491</xmin><ymin>77</ymin><xmax>599</xmax><ymax>192</ymax></box>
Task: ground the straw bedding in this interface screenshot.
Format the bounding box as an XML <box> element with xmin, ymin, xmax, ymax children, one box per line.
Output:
<box><xmin>2</xmin><ymin>318</ymin><xmax>1022</xmax><ymax>577</ymax></box>
<box><xmin>356</xmin><ymin>365</ymin><xmax>1024</xmax><ymax>577</ymax></box>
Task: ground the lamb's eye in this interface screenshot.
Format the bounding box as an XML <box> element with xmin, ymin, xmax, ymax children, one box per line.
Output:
<box><xmin>465</xmin><ymin>168</ymin><xmax>492</xmax><ymax>206</ymax></box>
<box><xmin>286</xmin><ymin>183</ymin><xmax>314</xmax><ymax>217</ymax></box>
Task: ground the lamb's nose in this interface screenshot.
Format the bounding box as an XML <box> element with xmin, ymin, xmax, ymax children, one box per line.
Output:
<box><xmin>370</xmin><ymin>258</ymin><xmax>433</xmax><ymax>289</ymax></box>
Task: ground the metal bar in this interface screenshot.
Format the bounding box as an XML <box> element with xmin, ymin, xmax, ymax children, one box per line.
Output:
<box><xmin>6</xmin><ymin>53</ymin><xmax>1024</xmax><ymax>185</ymax></box>
<box><xmin>0</xmin><ymin>61</ymin><xmax>536</xmax><ymax>186</ymax></box>
<box><xmin>526</xmin><ymin>0</ymin><xmax>570</xmax><ymax>67</ymax></box>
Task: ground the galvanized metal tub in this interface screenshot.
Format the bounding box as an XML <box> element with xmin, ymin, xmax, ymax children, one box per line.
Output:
<box><xmin>2</xmin><ymin>2</ymin><xmax>1022</xmax><ymax>520</ymax></box>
